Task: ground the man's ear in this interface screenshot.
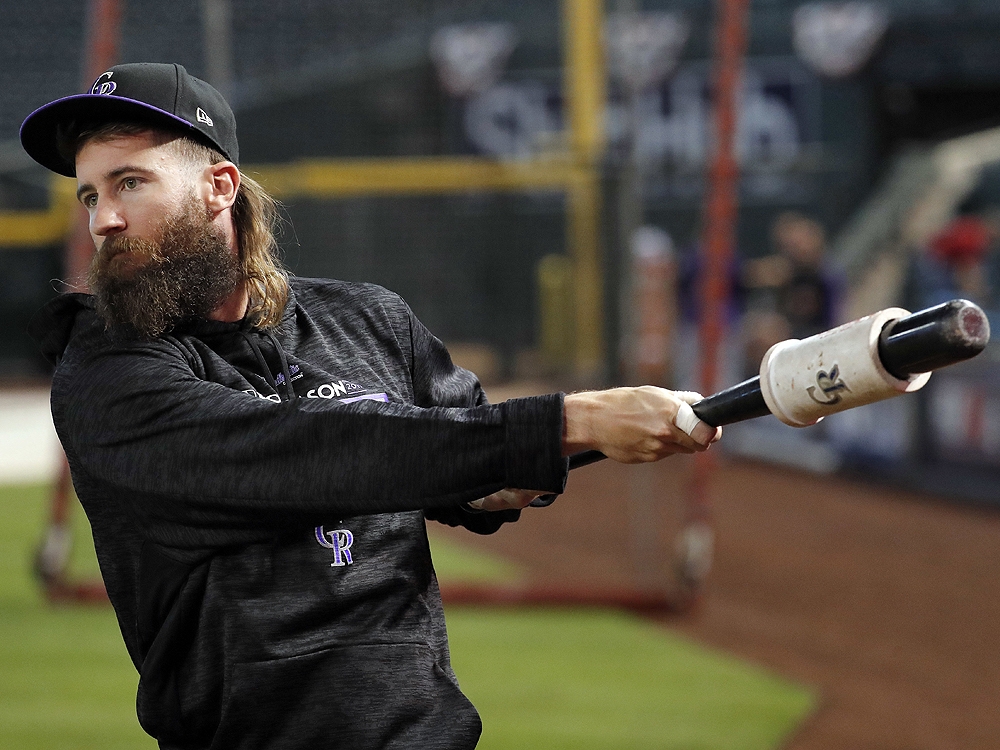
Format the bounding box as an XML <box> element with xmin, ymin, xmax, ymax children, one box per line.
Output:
<box><xmin>203</xmin><ymin>161</ymin><xmax>240</xmax><ymax>213</ymax></box>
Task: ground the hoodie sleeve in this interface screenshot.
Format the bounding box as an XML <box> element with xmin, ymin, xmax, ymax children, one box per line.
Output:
<box><xmin>52</xmin><ymin>330</ymin><xmax>567</xmax><ymax>548</ymax></box>
<box><xmin>401</xmin><ymin>304</ymin><xmax>529</xmax><ymax>534</ymax></box>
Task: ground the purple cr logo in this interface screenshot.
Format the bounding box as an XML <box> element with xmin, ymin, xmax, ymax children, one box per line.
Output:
<box><xmin>91</xmin><ymin>72</ymin><xmax>116</xmax><ymax>95</ymax></box>
<box><xmin>315</xmin><ymin>526</ymin><xmax>354</xmax><ymax>567</ymax></box>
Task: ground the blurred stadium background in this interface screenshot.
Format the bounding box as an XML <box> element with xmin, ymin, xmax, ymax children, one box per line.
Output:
<box><xmin>2</xmin><ymin>0</ymin><xmax>1000</xmax><ymax>748</ymax></box>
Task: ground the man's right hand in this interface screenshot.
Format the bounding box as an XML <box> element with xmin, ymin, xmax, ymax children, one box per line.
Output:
<box><xmin>563</xmin><ymin>387</ymin><xmax>721</xmax><ymax>464</ymax></box>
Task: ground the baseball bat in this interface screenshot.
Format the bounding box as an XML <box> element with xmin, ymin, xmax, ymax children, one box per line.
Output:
<box><xmin>530</xmin><ymin>299</ymin><xmax>990</xmax><ymax>506</ymax></box>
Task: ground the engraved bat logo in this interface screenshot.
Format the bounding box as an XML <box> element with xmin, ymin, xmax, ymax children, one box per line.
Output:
<box><xmin>806</xmin><ymin>364</ymin><xmax>850</xmax><ymax>405</ymax></box>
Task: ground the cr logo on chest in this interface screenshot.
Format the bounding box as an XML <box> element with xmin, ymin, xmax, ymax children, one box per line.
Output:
<box><xmin>315</xmin><ymin>526</ymin><xmax>354</xmax><ymax>566</ymax></box>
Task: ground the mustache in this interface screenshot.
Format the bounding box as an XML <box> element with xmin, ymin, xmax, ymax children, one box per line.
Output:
<box><xmin>95</xmin><ymin>234</ymin><xmax>165</xmax><ymax>266</ymax></box>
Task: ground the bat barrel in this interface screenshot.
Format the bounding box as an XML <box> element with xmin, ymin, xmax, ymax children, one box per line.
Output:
<box><xmin>878</xmin><ymin>299</ymin><xmax>990</xmax><ymax>378</ymax></box>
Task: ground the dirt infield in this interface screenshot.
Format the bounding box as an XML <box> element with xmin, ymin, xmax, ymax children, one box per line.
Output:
<box><xmin>434</xmin><ymin>454</ymin><xmax>1000</xmax><ymax>749</ymax></box>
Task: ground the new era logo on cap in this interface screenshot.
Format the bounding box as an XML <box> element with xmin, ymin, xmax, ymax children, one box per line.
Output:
<box><xmin>19</xmin><ymin>62</ymin><xmax>238</xmax><ymax>177</ymax></box>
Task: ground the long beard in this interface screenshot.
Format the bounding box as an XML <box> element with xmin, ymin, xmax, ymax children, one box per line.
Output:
<box><xmin>88</xmin><ymin>200</ymin><xmax>243</xmax><ymax>339</ymax></box>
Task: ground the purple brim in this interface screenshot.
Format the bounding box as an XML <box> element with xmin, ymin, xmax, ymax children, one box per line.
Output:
<box><xmin>20</xmin><ymin>94</ymin><xmax>202</xmax><ymax>177</ymax></box>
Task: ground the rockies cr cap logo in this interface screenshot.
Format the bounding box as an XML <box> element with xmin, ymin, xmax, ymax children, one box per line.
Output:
<box><xmin>91</xmin><ymin>71</ymin><xmax>117</xmax><ymax>96</ymax></box>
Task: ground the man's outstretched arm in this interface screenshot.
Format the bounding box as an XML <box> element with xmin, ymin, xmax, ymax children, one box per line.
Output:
<box><xmin>472</xmin><ymin>386</ymin><xmax>721</xmax><ymax>511</ymax></box>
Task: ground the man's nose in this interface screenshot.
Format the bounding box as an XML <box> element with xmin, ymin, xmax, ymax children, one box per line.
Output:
<box><xmin>90</xmin><ymin>199</ymin><xmax>126</xmax><ymax>237</ymax></box>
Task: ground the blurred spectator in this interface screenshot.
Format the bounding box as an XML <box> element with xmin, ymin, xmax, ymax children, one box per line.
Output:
<box><xmin>672</xmin><ymin>234</ymin><xmax>747</xmax><ymax>391</ymax></box>
<box><xmin>676</xmin><ymin>242</ymin><xmax>746</xmax><ymax>329</ymax></box>
<box><xmin>905</xmin><ymin>213</ymin><xmax>1000</xmax><ymax>315</ymax></box>
<box><xmin>740</xmin><ymin>212</ymin><xmax>841</xmax><ymax>377</ymax></box>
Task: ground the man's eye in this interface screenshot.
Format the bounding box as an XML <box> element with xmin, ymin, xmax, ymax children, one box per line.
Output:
<box><xmin>84</xmin><ymin>194</ymin><xmax>97</xmax><ymax>208</ymax></box>
<box><xmin>123</xmin><ymin>177</ymin><xmax>138</xmax><ymax>190</ymax></box>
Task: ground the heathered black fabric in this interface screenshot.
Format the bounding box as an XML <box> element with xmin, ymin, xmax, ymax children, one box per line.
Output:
<box><xmin>30</xmin><ymin>277</ymin><xmax>569</xmax><ymax>750</ymax></box>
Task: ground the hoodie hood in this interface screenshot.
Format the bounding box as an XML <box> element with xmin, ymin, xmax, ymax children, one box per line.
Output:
<box><xmin>27</xmin><ymin>293</ymin><xmax>94</xmax><ymax>367</ymax></box>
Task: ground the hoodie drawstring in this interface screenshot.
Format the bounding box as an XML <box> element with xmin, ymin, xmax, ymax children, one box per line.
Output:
<box><xmin>266</xmin><ymin>330</ymin><xmax>296</xmax><ymax>401</ymax></box>
<box><xmin>241</xmin><ymin>330</ymin><xmax>296</xmax><ymax>401</ymax></box>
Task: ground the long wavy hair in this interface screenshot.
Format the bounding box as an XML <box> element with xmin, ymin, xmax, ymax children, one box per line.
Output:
<box><xmin>66</xmin><ymin>122</ymin><xmax>290</xmax><ymax>328</ymax></box>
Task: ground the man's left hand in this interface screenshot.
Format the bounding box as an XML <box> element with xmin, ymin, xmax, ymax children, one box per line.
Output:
<box><xmin>467</xmin><ymin>489</ymin><xmax>541</xmax><ymax>512</ymax></box>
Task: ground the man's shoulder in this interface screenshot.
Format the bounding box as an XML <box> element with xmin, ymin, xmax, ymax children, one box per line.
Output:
<box><xmin>289</xmin><ymin>277</ymin><xmax>409</xmax><ymax>318</ymax></box>
<box><xmin>29</xmin><ymin>293</ymin><xmax>107</xmax><ymax>367</ymax></box>
<box><xmin>287</xmin><ymin>278</ymin><xmax>417</xmax><ymax>359</ymax></box>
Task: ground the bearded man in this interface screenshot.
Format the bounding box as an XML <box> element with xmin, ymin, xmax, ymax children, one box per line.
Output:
<box><xmin>22</xmin><ymin>63</ymin><xmax>719</xmax><ymax>750</ymax></box>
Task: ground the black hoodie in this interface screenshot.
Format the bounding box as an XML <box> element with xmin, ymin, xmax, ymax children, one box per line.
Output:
<box><xmin>30</xmin><ymin>277</ymin><xmax>569</xmax><ymax>750</ymax></box>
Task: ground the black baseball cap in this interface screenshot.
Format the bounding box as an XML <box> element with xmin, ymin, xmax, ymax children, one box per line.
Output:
<box><xmin>20</xmin><ymin>62</ymin><xmax>238</xmax><ymax>177</ymax></box>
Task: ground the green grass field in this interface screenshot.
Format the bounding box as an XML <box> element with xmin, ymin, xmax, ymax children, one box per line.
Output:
<box><xmin>0</xmin><ymin>483</ymin><xmax>154</xmax><ymax>750</ymax></box>
<box><xmin>0</xmin><ymin>483</ymin><xmax>814</xmax><ymax>749</ymax></box>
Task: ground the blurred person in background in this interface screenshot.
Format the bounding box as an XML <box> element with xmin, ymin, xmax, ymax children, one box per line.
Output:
<box><xmin>905</xmin><ymin>212</ymin><xmax>1000</xmax><ymax>317</ymax></box>
<box><xmin>741</xmin><ymin>211</ymin><xmax>841</xmax><ymax>378</ymax></box>
<box><xmin>673</xmin><ymin>229</ymin><xmax>748</xmax><ymax>390</ymax></box>
<box><xmin>20</xmin><ymin>63</ymin><xmax>720</xmax><ymax>750</ymax></box>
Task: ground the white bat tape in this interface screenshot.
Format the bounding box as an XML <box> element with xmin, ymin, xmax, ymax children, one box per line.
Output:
<box><xmin>674</xmin><ymin>401</ymin><xmax>702</xmax><ymax>437</ymax></box>
<box><xmin>759</xmin><ymin>307</ymin><xmax>932</xmax><ymax>427</ymax></box>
